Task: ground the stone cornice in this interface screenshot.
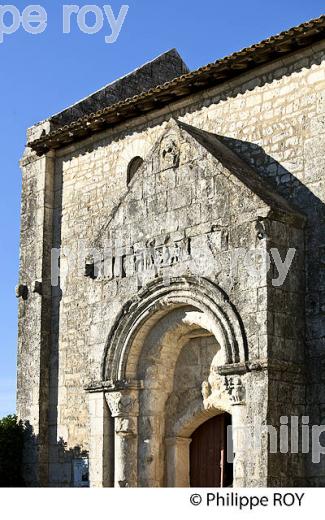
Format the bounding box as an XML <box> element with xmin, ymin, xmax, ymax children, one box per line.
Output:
<box><xmin>84</xmin><ymin>379</ymin><xmax>144</xmax><ymax>393</ymax></box>
<box><xmin>217</xmin><ymin>359</ymin><xmax>306</xmax><ymax>376</ymax></box>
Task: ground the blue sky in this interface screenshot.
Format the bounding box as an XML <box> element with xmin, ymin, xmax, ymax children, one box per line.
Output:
<box><xmin>0</xmin><ymin>0</ymin><xmax>323</xmax><ymax>417</ymax></box>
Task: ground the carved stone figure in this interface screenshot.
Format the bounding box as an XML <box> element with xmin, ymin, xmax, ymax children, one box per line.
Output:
<box><xmin>160</xmin><ymin>135</ymin><xmax>180</xmax><ymax>169</ymax></box>
<box><xmin>201</xmin><ymin>380</ymin><xmax>210</xmax><ymax>401</ymax></box>
<box><xmin>225</xmin><ymin>376</ymin><xmax>246</xmax><ymax>405</ymax></box>
<box><xmin>202</xmin><ymin>370</ymin><xmax>229</xmax><ymax>410</ymax></box>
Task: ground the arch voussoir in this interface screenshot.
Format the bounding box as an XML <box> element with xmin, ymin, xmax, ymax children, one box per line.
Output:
<box><xmin>101</xmin><ymin>276</ymin><xmax>248</xmax><ymax>383</ymax></box>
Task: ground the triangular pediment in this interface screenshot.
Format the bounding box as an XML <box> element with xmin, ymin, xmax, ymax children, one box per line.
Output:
<box><xmin>177</xmin><ymin>120</ymin><xmax>304</xmax><ymax>224</ymax></box>
<box><xmin>93</xmin><ymin>118</ymin><xmax>304</xmax><ymax>249</ymax></box>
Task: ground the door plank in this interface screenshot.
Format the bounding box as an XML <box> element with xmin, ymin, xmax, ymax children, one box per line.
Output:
<box><xmin>190</xmin><ymin>413</ymin><xmax>232</xmax><ymax>487</ymax></box>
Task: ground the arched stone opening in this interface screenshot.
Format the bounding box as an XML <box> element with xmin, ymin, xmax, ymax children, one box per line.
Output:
<box><xmin>96</xmin><ymin>277</ymin><xmax>247</xmax><ymax>487</ymax></box>
<box><xmin>101</xmin><ymin>276</ymin><xmax>248</xmax><ymax>382</ymax></box>
<box><xmin>127</xmin><ymin>156</ymin><xmax>144</xmax><ymax>184</ymax></box>
<box><xmin>136</xmin><ymin>305</ymin><xmax>230</xmax><ymax>486</ymax></box>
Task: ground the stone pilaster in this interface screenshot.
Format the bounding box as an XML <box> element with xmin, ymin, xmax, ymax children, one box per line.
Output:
<box><xmin>165</xmin><ymin>437</ymin><xmax>192</xmax><ymax>487</ymax></box>
<box><xmin>88</xmin><ymin>391</ymin><xmax>114</xmax><ymax>487</ymax></box>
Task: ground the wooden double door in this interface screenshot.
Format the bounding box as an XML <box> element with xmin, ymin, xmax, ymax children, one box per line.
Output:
<box><xmin>190</xmin><ymin>413</ymin><xmax>233</xmax><ymax>487</ymax></box>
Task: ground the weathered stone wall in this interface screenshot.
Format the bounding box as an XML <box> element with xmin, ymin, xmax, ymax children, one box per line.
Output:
<box><xmin>265</xmin><ymin>218</ymin><xmax>306</xmax><ymax>486</ymax></box>
<box><xmin>17</xmin><ymin>149</ymin><xmax>55</xmax><ymax>486</ymax></box>
<box><xmin>18</xmin><ymin>40</ymin><xmax>325</xmax><ymax>486</ymax></box>
<box><xmin>48</xmin><ymin>122</ymin><xmax>304</xmax><ymax>486</ymax></box>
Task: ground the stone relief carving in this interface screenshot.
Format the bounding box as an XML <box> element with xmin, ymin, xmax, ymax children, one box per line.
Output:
<box><xmin>226</xmin><ymin>376</ymin><xmax>246</xmax><ymax>404</ymax></box>
<box><xmin>255</xmin><ymin>219</ymin><xmax>270</xmax><ymax>241</ymax></box>
<box><xmin>106</xmin><ymin>391</ymin><xmax>139</xmax><ymax>418</ymax></box>
<box><xmin>201</xmin><ymin>369</ymin><xmax>228</xmax><ymax>410</ymax></box>
<box><xmin>85</xmin><ymin>237</ymin><xmax>191</xmax><ymax>281</ymax></box>
<box><xmin>134</xmin><ymin>238</ymin><xmax>191</xmax><ymax>275</ymax></box>
<box><xmin>202</xmin><ymin>370</ymin><xmax>246</xmax><ymax>409</ymax></box>
<box><xmin>160</xmin><ymin>135</ymin><xmax>180</xmax><ymax>169</ymax></box>
<box><xmin>201</xmin><ymin>380</ymin><xmax>210</xmax><ymax>402</ymax></box>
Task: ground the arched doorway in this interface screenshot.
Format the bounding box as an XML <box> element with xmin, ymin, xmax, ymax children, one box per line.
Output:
<box><xmin>98</xmin><ymin>277</ymin><xmax>247</xmax><ymax>487</ymax></box>
<box><xmin>190</xmin><ymin>413</ymin><xmax>233</xmax><ymax>487</ymax></box>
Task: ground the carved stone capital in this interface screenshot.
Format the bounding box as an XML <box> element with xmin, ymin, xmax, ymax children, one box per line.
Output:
<box><xmin>105</xmin><ymin>390</ymin><xmax>139</xmax><ymax>418</ymax></box>
<box><xmin>225</xmin><ymin>375</ymin><xmax>246</xmax><ymax>405</ymax></box>
<box><xmin>201</xmin><ymin>372</ymin><xmax>246</xmax><ymax>409</ymax></box>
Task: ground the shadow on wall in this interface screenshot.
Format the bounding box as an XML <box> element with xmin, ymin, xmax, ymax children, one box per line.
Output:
<box><xmin>221</xmin><ymin>134</ymin><xmax>324</xmax><ymax>337</ymax></box>
<box><xmin>222</xmin><ymin>136</ymin><xmax>325</xmax><ymax>486</ymax></box>
<box><xmin>21</xmin><ymin>421</ymin><xmax>89</xmax><ymax>488</ymax></box>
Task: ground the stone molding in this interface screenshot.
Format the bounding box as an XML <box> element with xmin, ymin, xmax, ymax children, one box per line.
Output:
<box><xmin>216</xmin><ymin>359</ymin><xmax>306</xmax><ymax>376</ymax></box>
<box><xmin>84</xmin><ymin>379</ymin><xmax>143</xmax><ymax>393</ymax></box>
<box><xmin>101</xmin><ymin>276</ymin><xmax>248</xmax><ymax>382</ymax></box>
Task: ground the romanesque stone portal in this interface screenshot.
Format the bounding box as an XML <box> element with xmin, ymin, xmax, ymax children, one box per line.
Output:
<box><xmin>17</xmin><ymin>18</ymin><xmax>325</xmax><ymax>487</ymax></box>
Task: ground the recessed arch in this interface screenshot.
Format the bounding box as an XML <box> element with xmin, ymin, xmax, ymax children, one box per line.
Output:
<box><xmin>101</xmin><ymin>276</ymin><xmax>248</xmax><ymax>383</ymax></box>
<box><xmin>169</xmin><ymin>397</ymin><xmax>231</xmax><ymax>439</ymax></box>
<box><xmin>165</xmin><ymin>399</ymin><xmax>233</xmax><ymax>487</ymax></box>
<box><xmin>127</xmin><ymin>156</ymin><xmax>143</xmax><ymax>184</ymax></box>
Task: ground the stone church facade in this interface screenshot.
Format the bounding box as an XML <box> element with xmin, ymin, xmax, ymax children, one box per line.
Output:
<box><xmin>17</xmin><ymin>17</ymin><xmax>325</xmax><ymax>487</ymax></box>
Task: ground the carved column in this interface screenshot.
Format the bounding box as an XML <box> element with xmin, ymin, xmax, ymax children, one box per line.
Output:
<box><xmin>106</xmin><ymin>389</ymin><xmax>140</xmax><ymax>487</ymax></box>
<box><xmin>225</xmin><ymin>375</ymin><xmax>248</xmax><ymax>487</ymax></box>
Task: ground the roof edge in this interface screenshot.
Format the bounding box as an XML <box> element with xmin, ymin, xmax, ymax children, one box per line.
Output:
<box><xmin>29</xmin><ymin>15</ymin><xmax>325</xmax><ymax>156</ymax></box>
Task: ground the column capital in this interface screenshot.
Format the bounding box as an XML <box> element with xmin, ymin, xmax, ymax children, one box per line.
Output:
<box><xmin>225</xmin><ymin>375</ymin><xmax>246</xmax><ymax>406</ymax></box>
<box><xmin>105</xmin><ymin>389</ymin><xmax>140</xmax><ymax>418</ymax></box>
